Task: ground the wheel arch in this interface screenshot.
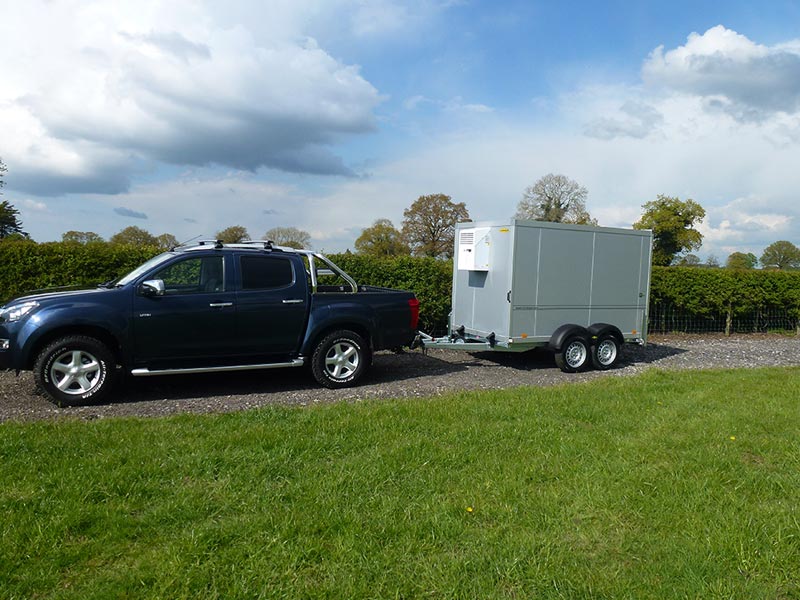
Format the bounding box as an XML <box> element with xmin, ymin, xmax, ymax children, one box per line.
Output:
<box><xmin>303</xmin><ymin>322</ymin><xmax>372</xmax><ymax>359</ymax></box>
<box><xmin>547</xmin><ymin>324</ymin><xmax>589</xmax><ymax>352</ymax></box>
<box><xmin>25</xmin><ymin>325</ymin><xmax>123</xmax><ymax>370</ymax></box>
<box><xmin>587</xmin><ymin>323</ymin><xmax>624</xmax><ymax>346</ymax></box>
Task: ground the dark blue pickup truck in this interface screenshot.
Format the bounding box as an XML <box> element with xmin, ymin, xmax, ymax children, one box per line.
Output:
<box><xmin>0</xmin><ymin>241</ymin><xmax>420</xmax><ymax>406</ymax></box>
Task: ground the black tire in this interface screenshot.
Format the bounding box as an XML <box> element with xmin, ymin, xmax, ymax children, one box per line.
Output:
<box><xmin>554</xmin><ymin>334</ymin><xmax>590</xmax><ymax>373</ymax></box>
<box><xmin>311</xmin><ymin>330</ymin><xmax>370</xmax><ymax>389</ymax></box>
<box><xmin>591</xmin><ymin>334</ymin><xmax>620</xmax><ymax>370</ymax></box>
<box><xmin>33</xmin><ymin>336</ymin><xmax>116</xmax><ymax>407</ymax></box>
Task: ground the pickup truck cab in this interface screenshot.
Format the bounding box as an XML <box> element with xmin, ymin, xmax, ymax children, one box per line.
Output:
<box><xmin>0</xmin><ymin>241</ymin><xmax>419</xmax><ymax>406</ymax></box>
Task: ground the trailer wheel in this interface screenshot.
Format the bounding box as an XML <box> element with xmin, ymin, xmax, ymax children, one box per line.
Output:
<box><xmin>311</xmin><ymin>330</ymin><xmax>370</xmax><ymax>388</ymax></box>
<box><xmin>554</xmin><ymin>335</ymin><xmax>590</xmax><ymax>373</ymax></box>
<box><xmin>591</xmin><ymin>334</ymin><xmax>620</xmax><ymax>370</ymax></box>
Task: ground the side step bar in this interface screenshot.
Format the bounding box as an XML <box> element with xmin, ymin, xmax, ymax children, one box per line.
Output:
<box><xmin>131</xmin><ymin>358</ymin><xmax>305</xmax><ymax>377</ymax></box>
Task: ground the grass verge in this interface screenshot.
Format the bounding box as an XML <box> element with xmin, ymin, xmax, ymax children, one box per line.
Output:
<box><xmin>1</xmin><ymin>368</ymin><xmax>799</xmax><ymax>599</ymax></box>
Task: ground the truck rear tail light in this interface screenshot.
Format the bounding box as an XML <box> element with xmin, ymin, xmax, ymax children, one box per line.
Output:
<box><xmin>408</xmin><ymin>298</ymin><xmax>420</xmax><ymax>330</ymax></box>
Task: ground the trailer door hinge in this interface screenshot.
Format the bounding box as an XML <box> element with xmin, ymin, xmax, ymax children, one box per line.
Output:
<box><xmin>507</xmin><ymin>291</ymin><xmax>511</xmax><ymax>303</ymax></box>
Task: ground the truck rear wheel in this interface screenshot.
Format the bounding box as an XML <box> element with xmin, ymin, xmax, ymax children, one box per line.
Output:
<box><xmin>311</xmin><ymin>330</ymin><xmax>370</xmax><ymax>388</ymax></box>
<box><xmin>33</xmin><ymin>335</ymin><xmax>116</xmax><ymax>407</ymax></box>
<box><xmin>554</xmin><ymin>335</ymin><xmax>590</xmax><ymax>373</ymax></box>
<box><xmin>591</xmin><ymin>334</ymin><xmax>620</xmax><ymax>370</ymax></box>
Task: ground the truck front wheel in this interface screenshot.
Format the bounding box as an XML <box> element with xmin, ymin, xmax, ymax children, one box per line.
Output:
<box><xmin>33</xmin><ymin>336</ymin><xmax>117</xmax><ymax>407</ymax></box>
<box><xmin>311</xmin><ymin>330</ymin><xmax>370</xmax><ymax>388</ymax></box>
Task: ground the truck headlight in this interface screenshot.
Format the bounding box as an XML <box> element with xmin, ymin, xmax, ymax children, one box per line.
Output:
<box><xmin>0</xmin><ymin>301</ymin><xmax>39</xmax><ymax>323</ymax></box>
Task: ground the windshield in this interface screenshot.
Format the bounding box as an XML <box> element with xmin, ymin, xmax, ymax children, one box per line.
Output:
<box><xmin>114</xmin><ymin>252</ymin><xmax>175</xmax><ymax>286</ymax></box>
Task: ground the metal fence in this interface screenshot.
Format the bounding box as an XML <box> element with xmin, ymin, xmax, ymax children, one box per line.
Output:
<box><xmin>648</xmin><ymin>304</ymin><xmax>800</xmax><ymax>335</ymax></box>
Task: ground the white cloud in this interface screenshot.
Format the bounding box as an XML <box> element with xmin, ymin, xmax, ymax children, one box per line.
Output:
<box><xmin>21</xmin><ymin>199</ymin><xmax>48</xmax><ymax>212</ymax></box>
<box><xmin>11</xmin><ymin>17</ymin><xmax>800</xmax><ymax>263</ymax></box>
<box><xmin>0</xmin><ymin>0</ymin><xmax>382</xmax><ymax>195</ymax></box>
<box><xmin>643</xmin><ymin>25</ymin><xmax>800</xmax><ymax>120</ymax></box>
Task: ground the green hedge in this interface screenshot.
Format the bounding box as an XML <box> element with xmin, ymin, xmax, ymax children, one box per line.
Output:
<box><xmin>650</xmin><ymin>266</ymin><xmax>800</xmax><ymax>317</ymax></box>
<box><xmin>2</xmin><ymin>243</ymin><xmax>799</xmax><ymax>334</ymax></box>
<box><xmin>0</xmin><ymin>241</ymin><xmax>159</xmax><ymax>302</ymax></box>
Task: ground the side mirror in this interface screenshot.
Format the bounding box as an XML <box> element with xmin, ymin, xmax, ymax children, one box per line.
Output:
<box><xmin>140</xmin><ymin>279</ymin><xmax>165</xmax><ymax>297</ymax></box>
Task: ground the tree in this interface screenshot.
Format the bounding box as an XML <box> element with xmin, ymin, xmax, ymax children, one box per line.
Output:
<box><xmin>0</xmin><ymin>158</ymin><xmax>29</xmax><ymax>240</ymax></box>
<box><xmin>726</xmin><ymin>252</ymin><xmax>758</xmax><ymax>270</ymax></box>
<box><xmin>402</xmin><ymin>193</ymin><xmax>469</xmax><ymax>258</ymax></box>
<box><xmin>676</xmin><ymin>254</ymin><xmax>701</xmax><ymax>267</ymax></box>
<box><xmin>155</xmin><ymin>233</ymin><xmax>179</xmax><ymax>251</ymax></box>
<box><xmin>110</xmin><ymin>226</ymin><xmax>158</xmax><ymax>246</ymax></box>
<box><xmin>216</xmin><ymin>225</ymin><xmax>250</xmax><ymax>244</ymax></box>
<box><xmin>265</xmin><ymin>226</ymin><xmax>311</xmax><ymax>249</ymax></box>
<box><xmin>62</xmin><ymin>231</ymin><xmax>104</xmax><ymax>244</ymax></box>
<box><xmin>633</xmin><ymin>195</ymin><xmax>706</xmax><ymax>266</ymax></box>
<box><xmin>354</xmin><ymin>219</ymin><xmax>410</xmax><ymax>257</ymax></box>
<box><xmin>515</xmin><ymin>173</ymin><xmax>597</xmax><ymax>225</ymax></box>
<box><xmin>705</xmin><ymin>254</ymin><xmax>720</xmax><ymax>268</ymax></box>
<box><xmin>760</xmin><ymin>240</ymin><xmax>800</xmax><ymax>270</ymax></box>
<box><xmin>0</xmin><ymin>201</ymin><xmax>27</xmax><ymax>239</ymax></box>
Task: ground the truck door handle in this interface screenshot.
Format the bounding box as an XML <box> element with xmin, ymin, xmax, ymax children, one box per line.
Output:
<box><xmin>282</xmin><ymin>299</ymin><xmax>304</xmax><ymax>304</ymax></box>
<box><xmin>209</xmin><ymin>302</ymin><xmax>233</xmax><ymax>308</ymax></box>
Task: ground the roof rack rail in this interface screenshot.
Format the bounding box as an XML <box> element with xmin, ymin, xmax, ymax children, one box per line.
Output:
<box><xmin>178</xmin><ymin>239</ymin><xmax>223</xmax><ymax>249</ymax></box>
<box><xmin>240</xmin><ymin>239</ymin><xmax>277</xmax><ymax>250</ymax></box>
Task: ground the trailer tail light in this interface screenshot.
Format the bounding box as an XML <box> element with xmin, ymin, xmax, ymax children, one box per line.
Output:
<box><xmin>408</xmin><ymin>298</ymin><xmax>420</xmax><ymax>330</ymax></box>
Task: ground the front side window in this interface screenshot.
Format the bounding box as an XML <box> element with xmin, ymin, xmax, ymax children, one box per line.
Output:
<box><xmin>240</xmin><ymin>256</ymin><xmax>294</xmax><ymax>290</ymax></box>
<box><xmin>152</xmin><ymin>256</ymin><xmax>225</xmax><ymax>294</ymax></box>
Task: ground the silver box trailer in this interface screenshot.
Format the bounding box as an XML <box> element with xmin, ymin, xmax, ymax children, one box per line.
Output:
<box><xmin>420</xmin><ymin>219</ymin><xmax>653</xmax><ymax>372</ymax></box>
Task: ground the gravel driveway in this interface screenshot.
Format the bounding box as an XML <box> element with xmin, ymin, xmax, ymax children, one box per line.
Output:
<box><xmin>1</xmin><ymin>334</ymin><xmax>799</xmax><ymax>422</ymax></box>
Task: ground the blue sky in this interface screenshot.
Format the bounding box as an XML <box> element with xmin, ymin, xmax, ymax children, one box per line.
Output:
<box><xmin>2</xmin><ymin>0</ymin><xmax>800</xmax><ymax>260</ymax></box>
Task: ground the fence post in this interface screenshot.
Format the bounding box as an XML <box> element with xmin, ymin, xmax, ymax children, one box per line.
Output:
<box><xmin>725</xmin><ymin>302</ymin><xmax>732</xmax><ymax>337</ymax></box>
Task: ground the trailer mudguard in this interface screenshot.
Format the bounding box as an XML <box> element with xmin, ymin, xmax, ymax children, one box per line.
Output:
<box><xmin>587</xmin><ymin>323</ymin><xmax>624</xmax><ymax>345</ymax></box>
<box><xmin>548</xmin><ymin>324</ymin><xmax>589</xmax><ymax>352</ymax></box>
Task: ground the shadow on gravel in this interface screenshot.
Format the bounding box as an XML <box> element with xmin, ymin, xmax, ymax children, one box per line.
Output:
<box><xmin>623</xmin><ymin>342</ymin><xmax>688</xmax><ymax>365</ymax></box>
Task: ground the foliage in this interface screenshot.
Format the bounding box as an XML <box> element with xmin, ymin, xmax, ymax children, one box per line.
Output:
<box><xmin>108</xmin><ymin>226</ymin><xmax>176</xmax><ymax>249</ymax></box>
<box><xmin>155</xmin><ymin>233</ymin><xmax>179</xmax><ymax>251</ymax></box>
<box><xmin>266</xmin><ymin>226</ymin><xmax>311</xmax><ymax>249</ymax></box>
<box><xmin>402</xmin><ymin>193</ymin><xmax>469</xmax><ymax>259</ymax></box>
<box><xmin>0</xmin><ymin>241</ymin><xmax>158</xmax><ymax>302</ymax></box>
<box><xmin>2</xmin><ymin>244</ymin><xmax>800</xmax><ymax>334</ymax></box>
<box><xmin>760</xmin><ymin>240</ymin><xmax>800</xmax><ymax>270</ymax></box>
<box><xmin>675</xmin><ymin>254</ymin><xmax>700</xmax><ymax>267</ymax></box>
<box><xmin>515</xmin><ymin>173</ymin><xmax>596</xmax><ymax>225</ymax></box>
<box><xmin>0</xmin><ymin>200</ymin><xmax>28</xmax><ymax>240</ymax></box>
<box><xmin>633</xmin><ymin>195</ymin><xmax>706</xmax><ymax>266</ymax></box>
<box><xmin>216</xmin><ymin>225</ymin><xmax>250</xmax><ymax>243</ymax></box>
<box><xmin>726</xmin><ymin>251</ymin><xmax>758</xmax><ymax>270</ymax></box>
<box><xmin>62</xmin><ymin>231</ymin><xmax>104</xmax><ymax>244</ymax></box>
<box><xmin>354</xmin><ymin>219</ymin><xmax>410</xmax><ymax>257</ymax></box>
<box><xmin>109</xmin><ymin>226</ymin><xmax>158</xmax><ymax>246</ymax></box>
<box><xmin>649</xmin><ymin>266</ymin><xmax>800</xmax><ymax>319</ymax></box>
<box><xmin>2</xmin><ymin>369</ymin><xmax>800</xmax><ymax>598</ymax></box>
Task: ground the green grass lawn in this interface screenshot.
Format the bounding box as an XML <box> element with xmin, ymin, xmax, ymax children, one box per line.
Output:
<box><xmin>1</xmin><ymin>368</ymin><xmax>799</xmax><ymax>599</ymax></box>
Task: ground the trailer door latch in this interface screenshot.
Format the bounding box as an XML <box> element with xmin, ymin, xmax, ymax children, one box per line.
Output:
<box><xmin>507</xmin><ymin>290</ymin><xmax>511</xmax><ymax>303</ymax></box>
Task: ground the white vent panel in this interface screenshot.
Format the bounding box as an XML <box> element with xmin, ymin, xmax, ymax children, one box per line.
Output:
<box><xmin>457</xmin><ymin>227</ymin><xmax>491</xmax><ymax>271</ymax></box>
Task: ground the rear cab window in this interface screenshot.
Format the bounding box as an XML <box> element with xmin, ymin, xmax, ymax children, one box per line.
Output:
<box><xmin>239</xmin><ymin>255</ymin><xmax>295</xmax><ymax>290</ymax></box>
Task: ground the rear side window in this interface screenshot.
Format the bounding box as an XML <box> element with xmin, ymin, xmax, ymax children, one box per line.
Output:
<box><xmin>240</xmin><ymin>256</ymin><xmax>294</xmax><ymax>290</ymax></box>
